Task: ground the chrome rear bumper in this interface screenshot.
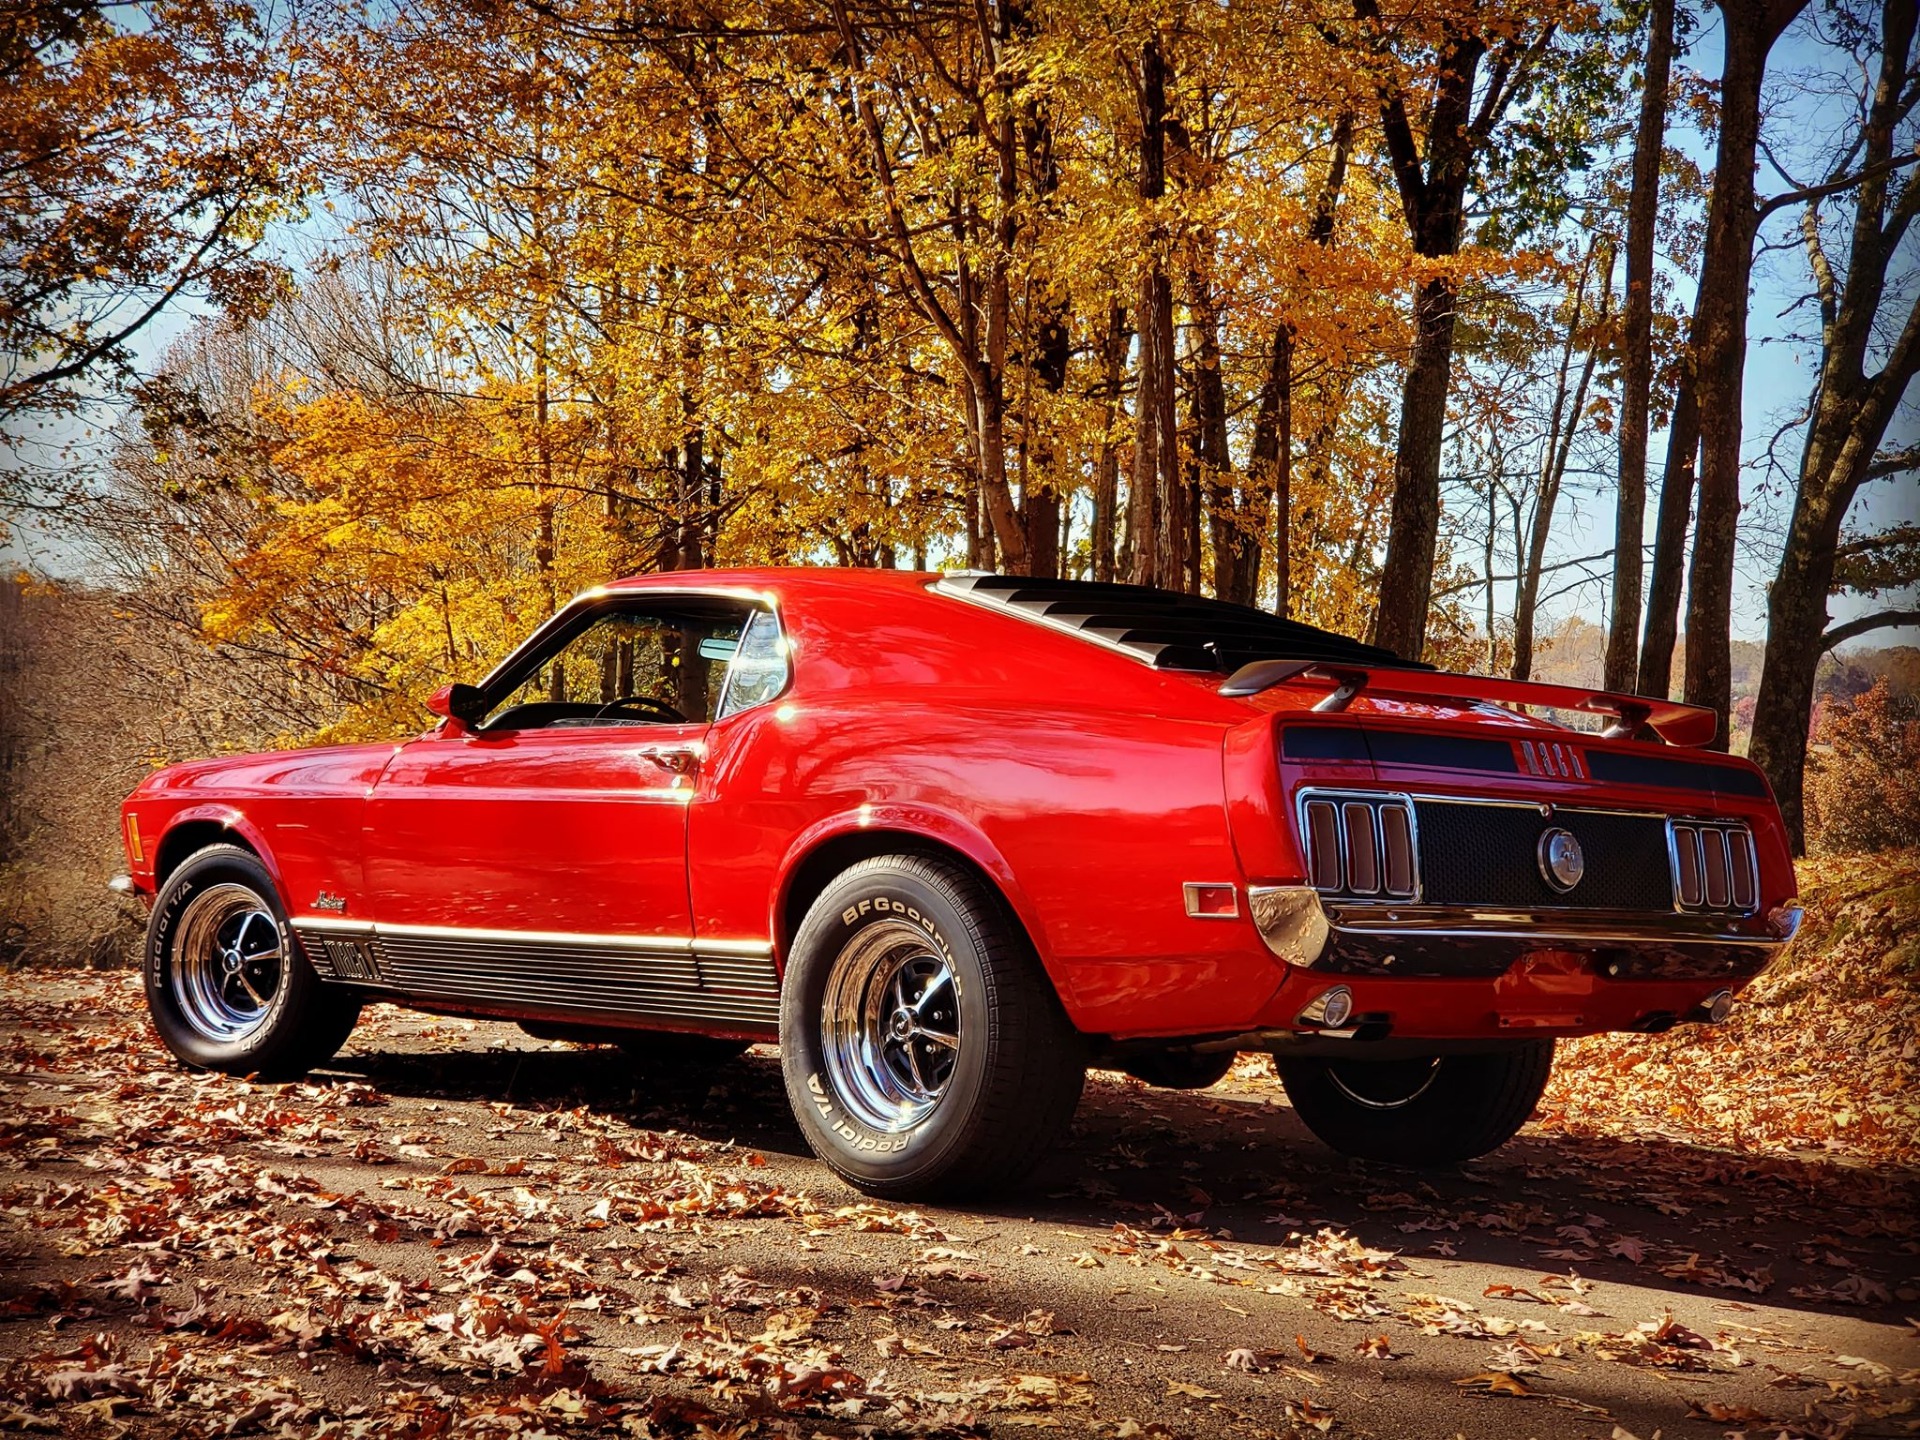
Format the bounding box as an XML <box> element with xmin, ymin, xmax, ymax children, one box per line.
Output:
<box><xmin>1249</xmin><ymin>885</ymin><xmax>1801</xmax><ymax>981</ymax></box>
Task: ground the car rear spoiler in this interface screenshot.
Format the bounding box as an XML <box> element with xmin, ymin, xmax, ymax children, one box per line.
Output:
<box><xmin>1218</xmin><ymin>660</ymin><xmax>1718</xmax><ymax>748</ymax></box>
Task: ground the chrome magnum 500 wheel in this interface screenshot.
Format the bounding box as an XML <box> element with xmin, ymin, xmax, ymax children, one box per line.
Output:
<box><xmin>821</xmin><ymin>918</ymin><xmax>961</xmax><ymax>1131</ymax></box>
<box><xmin>144</xmin><ymin>844</ymin><xmax>361</xmax><ymax>1078</ymax></box>
<box><xmin>169</xmin><ymin>884</ymin><xmax>285</xmax><ymax>1044</ymax></box>
<box><xmin>1277</xmin><ymin>1041</ymin><xmax>1554</xmax><ymax>1166</ymax></box>
<box><xmin>781</xmin><ymin>854</ymin><xmax>1084</xmax><ymax>1199</ymax></box>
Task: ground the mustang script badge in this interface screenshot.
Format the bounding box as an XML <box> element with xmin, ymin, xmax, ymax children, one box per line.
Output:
<box><xmin>1536</xmin><ymin>828</ymin><xmax>1585</xmax><ymax>893</ymax></box>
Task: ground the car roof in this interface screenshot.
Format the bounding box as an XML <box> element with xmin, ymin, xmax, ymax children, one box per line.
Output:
<box><xmin>601</xmin><ymin>567</ymin><xmax>1417</xmax><ymax>676</ymax></box>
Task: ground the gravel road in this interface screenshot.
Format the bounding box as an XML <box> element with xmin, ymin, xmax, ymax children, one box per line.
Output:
<box><xmin>1</xmin><ymin>975</ymin><xmax>1914</xmax><ymax>1439</ymax></box>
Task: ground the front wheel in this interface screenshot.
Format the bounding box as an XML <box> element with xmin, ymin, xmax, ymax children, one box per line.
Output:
<box><xmin>780</xmin><ymin>854</ymin><xmax>1085</xmax><ymax>1199</ymax></box>
<box><xmin>144</xmin><ymin>844</ymin><xmax>361</xmax><ymax>1079</ymax></box>
<box><xmin>1276</xmin><ymin>1041</ymin><xmax>1553</xmax><ymax>1166</ymax></box>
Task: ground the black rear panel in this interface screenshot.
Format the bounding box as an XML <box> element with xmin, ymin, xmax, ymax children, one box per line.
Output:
<box><xmin>1413</xmin><ymin>801</ymin><xmax>1675</xmax><ymax>912</ymax></box>
<box><xmin>1583</xmin><ymin>748</ymin><xmax>1771</xmax><ymax>798</ymax></box>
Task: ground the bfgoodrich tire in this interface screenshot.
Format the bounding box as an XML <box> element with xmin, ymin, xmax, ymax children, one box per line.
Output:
<box><xmin>144</xmin><ymin>844</ymin><xmax>361</xmax><ymax>1079</ymax></box>
<box><xmin>780</xmin><ymin>854</ymin><xmax>1085</xmax><ymax>1199</ymax></box>
<box><xmin>1277</xmin><ymin>1041</ymin><xmax>1554</xmax><ymax>1166</ymax></box>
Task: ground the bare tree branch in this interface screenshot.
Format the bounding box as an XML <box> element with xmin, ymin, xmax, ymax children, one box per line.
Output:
<box><xmin>1823</xmin><ymin>609</ymin><xmax>1920</xmax><ymax>650</ymax></box>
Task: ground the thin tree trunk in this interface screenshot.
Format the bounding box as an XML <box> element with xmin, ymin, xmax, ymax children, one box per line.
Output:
<box><xmin>1682</xmin><ymin>0</ymin><xmax>1809</xmax><ymax>748</ymax></box>
<box><xmin>1514</xmin><ymin>242</ymin><xmax>1612</xmax><ymax>681</ymax></box>
<box><xmin>1128</xmin><ymin>36</ymin><xmax>1172</xmax><ymax>588</ymax></box>
<box><xmin>1638</xmin><ymin>362</ymin><xmax>1698</xmax><ymax>696</ymax></box>
<box><xmin>1127</xmin><ymin>265</ymin><xmax>1162</xmax><ymax>586</ymax></box>
<box><xmin>1092</xmin><ymin>302</ymin><xmax>1127</xmax><ymax>582</ymax></box>
<box><xmin>1604</xmin><ymin>0</ymin><xmax>1674</xmax><ymax>693</ymax></box>
<box><xmin>1024</xmin><ymin>291</ymin><xmax>1070</xmax><ymax>580</ymax></box>
<box><xmin>1193</xmin><ymin>261</ymin><xmax>1249</xmax><ymax>603</ymax></box>
<box><xmin>1274</xmin><ymin>330</ymin><xmax>1293</xmax><ymax>617</ymax></box>
<box><xmin>1021</xmin><ymin>66</ymin><xmax>1067</xmax><ymax>580</ymax></box>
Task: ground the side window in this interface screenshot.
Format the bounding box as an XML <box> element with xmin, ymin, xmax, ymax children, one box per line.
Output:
<box><xmin>485</xmin><ymin>606</ymin><xmax>747</xmax><ymax>730</ymax></box>
<box><xmin>716</xmin><ymin>609</ymin><xmax>790</xmax><ymax>719</ymax></box>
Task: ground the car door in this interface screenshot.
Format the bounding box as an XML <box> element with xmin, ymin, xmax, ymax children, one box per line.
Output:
<box><xmin>356</xmin><ymin>594</ymin><xmax>773</xmax><ymax>1029</ymax></box>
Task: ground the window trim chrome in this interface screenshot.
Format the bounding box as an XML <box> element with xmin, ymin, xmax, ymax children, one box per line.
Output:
<box><xmin>468</xmin><ymin>586</ymin><xmax>792</xmax><ymax>731</ymax></box>
<box><xmin>713</xmin><ymin>605</ymin><xmax>793</xmax><ymax>721</ymax></box>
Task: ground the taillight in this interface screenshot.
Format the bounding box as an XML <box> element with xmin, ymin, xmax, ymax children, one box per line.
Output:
<box><xmin>1668</xmin><ymin>819</ymin><xmax>1757</xmax><ymax>914</ymax></box>
<box><xmin>1298</xmin><ymin>790</ymin><xmax>1417</xmax><ymax>900</ymax></box>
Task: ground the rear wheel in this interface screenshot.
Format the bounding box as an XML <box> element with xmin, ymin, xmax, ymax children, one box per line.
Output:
<box><xmin>1277</xmin><ymin>1041</ymin><xmax>1553</xmax><ymax>1166</ymax></box>
<box><xmin>144</xmin><ymin>844</ymin><xmax>361</xmax><ymax>1078</ymax></box>
<box><xmin>780</xmin><ymin>854</ymin><xmax>1085</xmax><ymax>1199</ymax></box>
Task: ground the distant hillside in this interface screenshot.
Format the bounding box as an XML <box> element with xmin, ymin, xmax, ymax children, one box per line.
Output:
<box><xmin>1526</xmin><ymin>616</ymin><xmax>1916</xmax><ymax>753</ymax></box>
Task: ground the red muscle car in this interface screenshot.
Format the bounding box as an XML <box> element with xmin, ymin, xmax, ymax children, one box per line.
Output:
<box><xmin>118</xmin><ymin>569</ymin><xmax>1800</xmax><ymax>1197</ymax></box>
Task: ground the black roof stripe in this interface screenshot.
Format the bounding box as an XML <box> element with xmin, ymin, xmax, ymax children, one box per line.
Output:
<box><xmin>940</xmin><ymin>574</ymin><xmax>1429</xmax><ymax>673</ymax></box>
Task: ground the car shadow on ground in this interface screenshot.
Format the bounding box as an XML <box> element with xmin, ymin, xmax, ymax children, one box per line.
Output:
<box><xmin>323</xmin><ymin>1037</ymin><xmax>1917</xmax><ymax>1330</ymax></box>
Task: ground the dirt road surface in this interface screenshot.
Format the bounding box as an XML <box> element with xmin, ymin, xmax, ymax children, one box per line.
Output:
<box><xmin>1</xmin><ymin>973</ymin><xmax>1914</xmax><ymax>1439</ymax></box>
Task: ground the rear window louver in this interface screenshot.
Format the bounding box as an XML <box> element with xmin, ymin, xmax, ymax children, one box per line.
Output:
<box><xmin>938</xmin><ymin>574</ymin><xmax>1429</xmax><ymax>673</ymax></box>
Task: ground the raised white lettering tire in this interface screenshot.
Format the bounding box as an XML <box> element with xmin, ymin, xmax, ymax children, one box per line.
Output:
<box><xmin>144</xmin><ymin>844</ymin><xmax>361</xmax><ymax>1078</ymax></box>
<box><xmin>780</xmin><ymin>854</ymin><xmax>1085</xmax><ymax>1198</ymax></box>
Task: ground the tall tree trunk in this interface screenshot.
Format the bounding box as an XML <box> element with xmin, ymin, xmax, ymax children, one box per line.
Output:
<box><xmin>830</xmin><ymin>1</ymin><xmax>1029</xmax><ymax>572</ymax></box>
<box><xmin>1375</xmin><ymin>275</ymin><xmax>1460</xmax><ymax>658</ymax></box>
<box><xmin>1128</xmin><ymin>36</ymin><xmax>1174</xmax><ymax>588</ymax></box>
<box><xmin>1247</xmin><ymin>115</ymin><xmax>1349</xmax><ymax>616</ymax></box>
<box><xmin>1024</xmin><ymin>295</ymin><xmax>1070</xmax><ymax>579</ymax></box>
<box><xmin>1358</xmin><ymin>0</ymin><xmax>1494</xmax><ymax>661</ymax></box>
<box><xmin>1127</xmin><ymin>264</ymin><xmax>1163</xmax><ymax>586</ymax></box>
<box><xmin>1682</xmin><ymin>0</ymin><xmax>1810</xmax><ymax>748</ymax></box>
<box><xmin>1274</xmin><ymin>330</ymin><xmax>1293</xmax><ymax>617</ymax></box>
<box><xmin>1637</xmin><ymin>362</ymin><xmax>1698</xmax><ymax>696</ymax></box>
<box><xmin>1604</xmin><ymin>0</ymin><xmax>1675</xmax><ymax>693</ymax></box>
<box><xmin>1751</xmin><ymin>0</ymin><xmax>1920</xmax><ymax>849</ymax></box>
<box><xmin>1020</xmin><ymin>60</ymin><xmax>1067</xmax><ymax>579</ymax></box>
<box><xmin>1514</xmin><ymin>242</ymin><xmax>1613</xmax><ymax>681</ymax></box>
<box><xmin>1193</xmin><ymin>261</ymin><xmax>1250</xmax><ymax>603</ymax></box>
<box><xmin>1092</xmin><ymin>302</ymin><xmax>1128</xmax><ymax>582</ymax></box>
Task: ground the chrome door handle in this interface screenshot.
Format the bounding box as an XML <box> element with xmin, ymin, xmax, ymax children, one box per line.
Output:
<box><xmin>639</xmin><ymin>745</ymin><xmax>701</xmax><ymax>775</ymax></box>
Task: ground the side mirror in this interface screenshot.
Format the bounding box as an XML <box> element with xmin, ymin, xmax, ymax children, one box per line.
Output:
<box><xmin>427</xmin><ymin>683</ymin><xmax>486</xmax><ymax>726</ymax></box>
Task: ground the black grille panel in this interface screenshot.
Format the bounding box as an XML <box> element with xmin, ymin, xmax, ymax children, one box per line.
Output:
<box><xmin>1413</xmin><ymin>801</ymin><xmax>1674</xmax><ymax>912</ymax></box>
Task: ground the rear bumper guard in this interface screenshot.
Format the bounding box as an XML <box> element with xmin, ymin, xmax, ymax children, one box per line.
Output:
<box><xmin>1248</xmin><ymin>885</ymin><xmax>1801</xmax><ymax>981</ymax></box>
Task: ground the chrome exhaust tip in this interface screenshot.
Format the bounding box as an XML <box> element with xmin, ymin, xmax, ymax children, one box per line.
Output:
<box><xmin>1297</xmin><ymin>985</ymin><xmax>1354</xmax><ymax>1029</ymax></box>
<box><xmin>1692</xmin><ymin>989</ymin><xmax>1735</xmax><ymax>1025</ymax></box>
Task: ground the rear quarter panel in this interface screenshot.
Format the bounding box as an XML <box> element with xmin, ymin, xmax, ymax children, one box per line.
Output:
<box><xmin>688</xmin><ymin>576</ymin><xmax>1284</xmax><ymax>1038</ymax></box>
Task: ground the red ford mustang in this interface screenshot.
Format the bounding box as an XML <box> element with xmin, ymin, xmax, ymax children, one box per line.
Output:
<box><xmin>117</xmin><ymin>569</ymin><xmax>1800</xmax><ymax>1197</ymax></box>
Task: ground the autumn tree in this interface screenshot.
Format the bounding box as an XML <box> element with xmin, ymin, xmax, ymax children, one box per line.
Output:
<box><xmin>1350</xmin><ymin>0</ymin><xmax>1598</xmax><ymax>661</ymax></box>
<box><xmin>0</xmin><ymin>0</ymin><xmax>305</xmax><ymax>447</ymax></box>
<box><xmin>1678</xmin><ymin>0</ymin><xmax>1810</xmax><ymax>748</ymax></box>
<box><xmin>1750</xmin><ymin>0</ymin><xmax>1920</xmax><ymax>849</ymax></box>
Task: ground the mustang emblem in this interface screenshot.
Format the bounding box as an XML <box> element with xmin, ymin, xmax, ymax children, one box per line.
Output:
<box><xmin>312</xmin><ymin>891</ymin><xmax>348</xmax><ymax>913</ymax></box>
<box><xmin>1537</xmin><ymin>828</ymin><xmax>1585</xmax><ymax>893</ymax></box>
